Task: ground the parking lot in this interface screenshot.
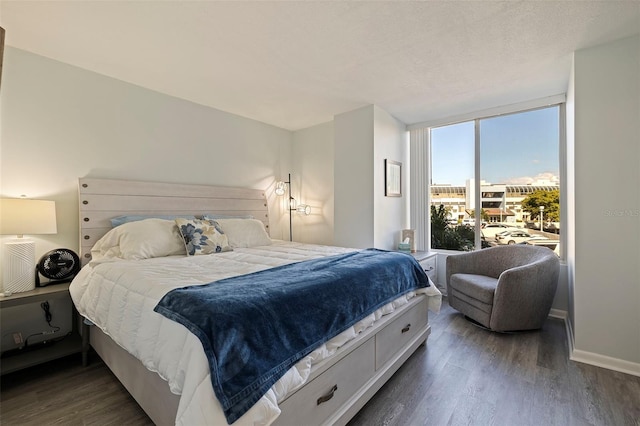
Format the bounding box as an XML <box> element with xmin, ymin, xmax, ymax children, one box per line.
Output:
<box><xmin>482</xmin><ymin>225</ymin><xmax>560</xmax><ymax>249</ymax></box>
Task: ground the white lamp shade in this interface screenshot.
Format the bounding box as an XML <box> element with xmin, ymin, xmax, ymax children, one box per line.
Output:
<box><xmin>297</xmin><ymin>204</ymin><xmax>311</xmax><ymax>215</ymax></box>
<box><xmin>0</xmin><ymin>199</ymin><xmax>57</xmax><ymax>236</ymax></box>
<box><xmin>275</xmin><ymin>181</ymin><xmax>286</xmax><ymax>196</ymax></box>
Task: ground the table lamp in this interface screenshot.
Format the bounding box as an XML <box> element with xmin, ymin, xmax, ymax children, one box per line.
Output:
<box><xmin>0</xmin><ymin>198</ymin><xmax>57</xmax><ymax>293</ymax></box>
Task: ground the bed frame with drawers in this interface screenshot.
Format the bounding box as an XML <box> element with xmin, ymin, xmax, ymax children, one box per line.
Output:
<box><xmin>77</xmin><ymin>177</ymin><xmax>431</xmax><ymax>426</ymax></box>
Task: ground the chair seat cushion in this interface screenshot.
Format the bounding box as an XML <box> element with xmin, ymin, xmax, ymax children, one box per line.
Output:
<box><xmin>449</xmin><ymin>273</ymin><xmax>498</xmax><ymax>305</ymax></box>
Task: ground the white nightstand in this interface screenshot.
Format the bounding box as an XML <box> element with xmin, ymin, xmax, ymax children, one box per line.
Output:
<box><xmin>0</xmin><ymin>283</ymin><xmax>82</xmax><ymax>375</ymax></box>
<box><xmin>409</xmin><ymin>251</ymin><xmax>438</xmax><ymax>285</ymax></box>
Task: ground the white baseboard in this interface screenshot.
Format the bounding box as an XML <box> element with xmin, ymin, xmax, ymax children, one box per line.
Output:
<box><xmin>549</xmin><ymin>310</ymin><xmax>640</xmax><ymax>377</ymax></box>
<box><xmin>548</xmin><ymin>308</ymin><xmax>567</xmax><ymax>320</ymax></box>
<box><xmin>570</xmin><ymin>350</ymin><xmax>640</xmax><ymax>377</ymax></box>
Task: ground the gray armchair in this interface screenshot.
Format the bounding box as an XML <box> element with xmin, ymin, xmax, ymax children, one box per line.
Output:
<box><xmin>446</xmin><ymin>245</ymin><xmax>560</xmax><ymax>332</ymax></box>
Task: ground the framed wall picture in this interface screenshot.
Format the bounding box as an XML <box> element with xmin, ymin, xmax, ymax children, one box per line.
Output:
<box><xmin>385</xmin><ymin>159</ymin><xmax>402</xmax><ymax>197</ymax></box>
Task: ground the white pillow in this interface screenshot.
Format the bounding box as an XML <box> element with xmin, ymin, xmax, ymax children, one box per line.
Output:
<box><xmin>91</xmin><ymin>218</ymin><xmax>186</xmax><ymax>261</ymax></box>
<box><xmin>214</xmin><ymin>218</ymin><xmax>272</xmax><ymax>248</ymax></box>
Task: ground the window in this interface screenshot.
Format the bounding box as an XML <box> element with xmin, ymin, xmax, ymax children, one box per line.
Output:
<box><xmin>429</xmin><ymin>105</ymin><xmax>561</xmax><ymax>255</ymax></box>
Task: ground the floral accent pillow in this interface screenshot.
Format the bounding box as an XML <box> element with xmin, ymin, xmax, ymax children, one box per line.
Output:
<box><xmin>174</xmin><ymin>218</ymin><xmax>232</xmax><ymax>256</ymax></box>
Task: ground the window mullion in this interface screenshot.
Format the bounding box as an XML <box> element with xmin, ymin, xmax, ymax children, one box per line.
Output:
<box><xmin>474</xmin><ymin>119</ymin><xmax>482</xmax><ymax>250</ymax></box>
<box><xmin>558</xmin><ymin>103</ymin><xmax>567</xmax><ymax>260</ymax></box>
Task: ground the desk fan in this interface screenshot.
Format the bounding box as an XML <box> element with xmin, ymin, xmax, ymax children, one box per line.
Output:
<box><xmin>36</xmin><ymin>248</ymin><xmax>81</xmax><ymax>287</ymax></box>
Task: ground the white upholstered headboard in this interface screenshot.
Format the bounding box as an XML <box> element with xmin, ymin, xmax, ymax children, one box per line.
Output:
<box><xmin>78</xmin><ymin>178</ymin><xmax>270</xmax><ymax>265</ymax></box>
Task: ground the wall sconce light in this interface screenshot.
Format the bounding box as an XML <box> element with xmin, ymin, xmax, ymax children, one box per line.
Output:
<box><xmin>0</xmin><ymin>198</ymin><xmax>58</xmax><ymax>294</ymax></box>
<box><xmin>274</xmin><ymin>181</ymin><xmax>286</xmax><ymax>196</ymax></box>
<box><xmin>297</xmin><ymin>204</ymin><xmax>311</xmax><ymax>215</ymax></box>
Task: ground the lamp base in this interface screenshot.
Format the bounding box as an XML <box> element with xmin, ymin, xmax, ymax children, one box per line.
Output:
<box><xmin>2</xmin><ymin>240</ymin><xmax>36</xmax><ymax>293</ymax></box>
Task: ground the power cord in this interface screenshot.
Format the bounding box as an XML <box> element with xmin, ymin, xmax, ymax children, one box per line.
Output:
<box><xmin>40</xmin><ymin>301</ymin><xmax>61</xmax><ymax>333</ymax></box>
<box><xmin>22</xmin><ymin>301</ymin><xmax>62</xmax><ymax>347</ymax></box>
<box><xmin>1</xmin><ymin>301</ymin><xmax>71</xmax><ymax>357</ymax></box>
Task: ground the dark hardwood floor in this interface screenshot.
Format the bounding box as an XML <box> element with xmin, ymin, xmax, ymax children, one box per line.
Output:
<box><xmin>2</xmin><ymin>299</ymin><xmax>639</xmax><ymax>425</ymax></box>
<box><xmin>348</xmin><ymin>301</ymin><xmax>640</xmax><ymax>426</ymax></box>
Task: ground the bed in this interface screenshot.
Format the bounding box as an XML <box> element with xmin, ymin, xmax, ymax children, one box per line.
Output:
<box><xmin>70</xmin><ymin>177</ymin><xmax>441</xmax><ymax>426</ymax></box>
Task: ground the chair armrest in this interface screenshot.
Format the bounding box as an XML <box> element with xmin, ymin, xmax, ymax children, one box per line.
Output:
<box><xmin>490</xmin><ymin>256</ymin><xmax>560</xmax><ymax>330</ymax></box>
<box><xmin>495</xmin><ymin>257</ymin><xmax>559</xmax><ymax>299</ymax></box>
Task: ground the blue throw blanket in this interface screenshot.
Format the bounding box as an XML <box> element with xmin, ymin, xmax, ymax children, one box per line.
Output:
<box><xmin>154</xmin><ymin>249</ymin><xmax>430</xmax><ymax>424</ymax></box>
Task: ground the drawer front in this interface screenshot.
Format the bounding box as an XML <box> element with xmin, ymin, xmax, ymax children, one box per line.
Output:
<box><xmin>375</xmin><ymin>299</ymin><xmax>428</xmax><ymax>369</ymax></box>
<box><xmin>276</xmin><ymin>338</ymin><xmax>375</xmax><ymax>426</ymax></box>
<box><xmin>419</xmin><ymin>256</ymin><xmax>437</xmax><ymax>281</ymax></box>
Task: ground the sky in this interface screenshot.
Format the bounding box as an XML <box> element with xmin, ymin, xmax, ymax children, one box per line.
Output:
<box><xmin>430</xmin><ymin>106</ymin><xmax>560</xmax><ymax>186</ymax></box>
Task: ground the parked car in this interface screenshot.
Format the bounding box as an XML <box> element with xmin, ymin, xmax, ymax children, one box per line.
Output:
<box><xmin>496</xmin><ymin>230</ymin><xmax>549</xmax><ymax>245</ymax></box>
<box><xmin>481</xmin><ymin>223</ymin><xmax>521</xmax><ymax>239</ymax></box>
<box><xmin>494</xmin><ymin>229</ymin><xmax>514</xmax><ymax>241</ymax></box>
<box><xmin>461</xmin><ymin>219</ymin><xmax>487</xmax><ymax>227</ymax></box>
<box><xmin>544</xmin><ymin>222</ymin><xmax>561</xmax><ymax>234</ymax></box>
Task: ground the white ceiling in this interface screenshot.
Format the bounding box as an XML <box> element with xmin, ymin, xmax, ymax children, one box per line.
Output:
<box><xmin>1</xmin><ymin>1</ymin><xmax>639</xmax><ymax>131</ymax></box>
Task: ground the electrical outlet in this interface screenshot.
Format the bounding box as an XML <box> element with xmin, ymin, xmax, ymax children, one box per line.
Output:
<box><xmin>12</xmin><ymin>332</ymin><xmax>23</xmax><ymax>345</ymax></box>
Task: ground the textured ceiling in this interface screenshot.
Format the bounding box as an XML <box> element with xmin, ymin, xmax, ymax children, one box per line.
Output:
<box><xmin>1</xmin><ymin>1</ymin><xmax>639</xmax><ymax>130</ymax></box>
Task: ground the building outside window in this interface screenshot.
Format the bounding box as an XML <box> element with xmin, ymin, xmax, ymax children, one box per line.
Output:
<box><xmin>429</xmin><ymin>105</ymin><xmax>561</xmax><ymax>254</ymax></box>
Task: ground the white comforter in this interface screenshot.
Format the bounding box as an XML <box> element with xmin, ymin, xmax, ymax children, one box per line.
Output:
<box><xmin>70</xmin><ymin>241</ymin><xmax>442</xmax><ymax>425</ymax></box>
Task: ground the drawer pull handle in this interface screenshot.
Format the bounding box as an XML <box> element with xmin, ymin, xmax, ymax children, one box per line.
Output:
<box><xmin>401</xmin><ymin>324</ymin><xmax>411</xmax><ymax>333</ymax></box>
<box><xmin>317</xmin><ymin>384</ymin><xmax>338</xmax><ymax>405</ymax></box>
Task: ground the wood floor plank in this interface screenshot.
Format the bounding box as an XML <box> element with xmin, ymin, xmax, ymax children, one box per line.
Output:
<box><xmin>349</xmin><ymin>299</ymin><xmax>640</xmax><ymax>426</ymax></box>
<box><xmin>2</xmin><ymin>298</ymin><xmax>639</xmax><ymax>426</ymax></box>
<box><xmin>1</xmin><ymin>354</ymin><xmax>151</xmax><ymax>426</ymax></box>
<box><xmin>531</xmin><ymin>367</ymin><xmax>574</xmax><ymax>426</ymax></box>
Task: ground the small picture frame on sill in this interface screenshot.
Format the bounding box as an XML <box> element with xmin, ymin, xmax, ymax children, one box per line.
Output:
<box><xmin>385</xmin><ymin>159</ymin><xmax>402</xmax><ymax>197</ymax></box>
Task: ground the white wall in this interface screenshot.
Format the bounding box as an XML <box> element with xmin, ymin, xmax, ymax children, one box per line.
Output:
<box><xmin>0</xmin><ymin>47</ymin><xmax>412</xmax><ymax>272</ymax></box>
<box><xmin>0</xmin><ymin>47</ymin><xmax>292</xmax><ymax>288</ymax></box>
<box><xmin>572</xmin><ymin>35</ymin><xmax>640</xmax><ymax>371</ymax></box>
<box><xmin>291</xmin><ymin>121</ymin><xmax>334</xmax><ymax>245</ymax></box>
<box><xmin>333</xmin><ymin>106</ymin><xmax>375</xmax><ymax>248</ymax></box>
<box><xmin>333</xmin><ymin>105</ymin><xmax>409</xmax><ymax>250</ymax></box>
<box><xmin>373</xmin><ymin>106</ymin><xmax>410</xmax><ymax>249</ymax></box>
